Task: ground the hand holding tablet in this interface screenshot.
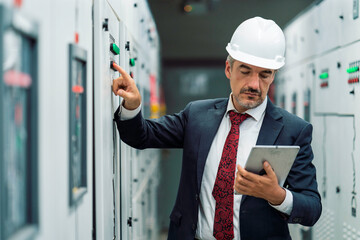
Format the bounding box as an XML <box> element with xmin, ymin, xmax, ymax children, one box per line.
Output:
<box><xmin>244</xmin><ymin>145</ymin><xmax>300</xmax><ymax>186</ymax></box>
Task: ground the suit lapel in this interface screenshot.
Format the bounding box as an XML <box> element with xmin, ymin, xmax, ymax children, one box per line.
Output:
<box><xmin>241</xmin><ymin>99</ymin><xmax>284</xmax><ymax>205</ymax></box>
<box><xmin>196</xmin><ymin>99</ymin><xmax>228</xmax><ymax>192</ymax></box>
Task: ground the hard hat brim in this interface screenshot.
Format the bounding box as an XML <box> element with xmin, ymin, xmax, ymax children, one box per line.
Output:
<box><xmin>226</xmin><ymin>44</ymin><xmax>285</xmax><ymax>70</ymax></box>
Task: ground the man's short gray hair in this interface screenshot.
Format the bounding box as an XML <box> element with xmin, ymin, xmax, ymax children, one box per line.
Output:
<box><xmin>227</xmin><ymin>55</ymin><xmax>235</xmax><ymax>69</ymax></box>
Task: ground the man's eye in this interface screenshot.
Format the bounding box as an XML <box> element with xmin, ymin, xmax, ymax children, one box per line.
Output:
<box><xmin>260</xmin><ymin>74</ymin><xmax>270</xmax><ymax>79</ymax></box>
<box><xmin>241</xmin><ymin>71</ymin><xmax>250</xmax><ymax>75</ymax></box>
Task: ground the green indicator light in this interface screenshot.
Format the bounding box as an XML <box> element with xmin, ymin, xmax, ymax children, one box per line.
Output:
<box><xmin>130</xmin><ymin>58</ymin><xmax>135</xmax><ymax>66</ymax></box>
<box><xmin>319</xmin><ymin>72</ymin><xmax>329</xmax><ymax>79</ymax></box>
<box><xmin>110</xmin><ymin>43</ymin><xmax>120</xmax><ymax>55</ymax></box>
<box><xmin>347</xmin><ymin>66</ymin><xmax>359</xmax><ymax>73</ymax></box>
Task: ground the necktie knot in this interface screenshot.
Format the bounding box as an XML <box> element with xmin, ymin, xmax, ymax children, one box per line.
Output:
<box><xmin>229</xmin><ymin>111</ymin><xmax>249</xmax><ymax>126</ymax></box>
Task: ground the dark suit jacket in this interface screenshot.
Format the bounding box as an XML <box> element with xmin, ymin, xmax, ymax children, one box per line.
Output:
<box><xmin>114</xmin><ymin>98</ymin><xmax>322</xmax><ymax>240</ymax></box>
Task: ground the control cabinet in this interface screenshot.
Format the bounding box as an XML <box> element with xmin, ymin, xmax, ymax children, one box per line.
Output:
<box><xmin>276</xmin><ymin>0</ymin><xmax>360</xmax><ymax>239</ymax></box>
<box><xmin>93</xmin><ymin>0</ymin><xmax>121</xmax><ymax>239</ymax></box>
<box><xmin>0</xmin><ymin>4</ymin><xmax>38</xmax><ymax>240</ymax></box>
<box><xmin>0</xmin><ymin>0</ymin><xmax>161</xmax><ymax>239</ymax></box>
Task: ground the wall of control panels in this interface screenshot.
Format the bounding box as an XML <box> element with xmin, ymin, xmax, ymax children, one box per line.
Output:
<box><xmin>275</xmin><ymin>0</ymin><xmax>360</xmax><ymax>239</ymax></box>
<box><xmin>0</xmin><ymin>0</ymin><xmax>161</xmax><ymax>240</ymax></box>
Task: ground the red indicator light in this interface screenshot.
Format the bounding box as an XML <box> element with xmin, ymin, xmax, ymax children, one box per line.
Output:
<box><xmin>75</xmin><ymin>32</ymin><xmax>79</xmax><ymax>44</ymax></box>
<box><xmin>348</xmin><ymin>78</ymin><xmax>359</xmax><ymax>84</ymax></box>
<box><xmin>150</xmin><ymin>74</ymin><xmax>158</xmax><ymax>104</ymax></box>
<box><xmin>304</xmin><ymin>102</ymin><xmax>309</xmax><ymax>107</ymax></box>
<box><xmin>72</xmin><ymin>85</ymin><xmax>84</xmax><ymax>94</ymax></box>
<box><xmin>3</xmin><ymin>70</ymin><xmax>32</xmax><ymax>88</ymax></box>
<box><xmin>130</xmin><ymin>72</ymin><xmax>134</xmax><ymax>78</ymax></box>
<box><xmin>320</xmin><ymin>82</ymin><xmax>328</xmax><ymax>88</ymax></box>
<box><xmin>14</xmin><ymin>0</ymin><xmax>22</xmax><ymax>7</ymax></box>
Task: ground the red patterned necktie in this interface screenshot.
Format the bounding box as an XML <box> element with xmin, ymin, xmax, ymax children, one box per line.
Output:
<box><xmin>212</xmin><ymin>111</ymin><xmax>249</xmax><ymax>240</ymax></box>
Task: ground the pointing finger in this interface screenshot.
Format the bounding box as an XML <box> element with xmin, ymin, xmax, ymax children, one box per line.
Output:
<box><xmin>112</xmin><ymin>63</ymin><xmax>132</xmax><ymax>80</ymax></box>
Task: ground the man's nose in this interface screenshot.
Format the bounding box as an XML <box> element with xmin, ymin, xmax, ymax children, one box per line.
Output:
<box><xmin>248</xmin><ymin>73</ymin><xmax>260</xmax><ymax>90</ymax></box>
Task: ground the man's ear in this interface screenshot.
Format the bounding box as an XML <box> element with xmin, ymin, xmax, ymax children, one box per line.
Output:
<box><xmin>270</xmin><ymin>71</ymin><xmax>276</xmax><ymax>84</ymax></box>
<box><xmin>225</xmin><ymin>61</ymin><xmax>231</xmax><ymax>79</ymax></box>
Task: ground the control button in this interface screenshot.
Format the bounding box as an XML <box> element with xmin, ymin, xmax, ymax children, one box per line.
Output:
<box><xmin>348</xmin><ymin>77</ymin><xmax>359</xmax><ymax>84</ymax></box>
<box><xmin>130</xmin><ymin>58</ymin><xmax>135</xmax><ymax>67</ymax></box>
<box><xmin>110</xmin><ymin>61</ymin><xmax>117</xmax><ymax>71</ymax></box>
<box><xmin>347</xmin><ymin>66</ymin><xmax>359</xmax><ymax>73</ymax></box>
<box><xmin>319</xmin><ymin>72</ymin><xmax>329</xmax><ymax>79</ymax></box>
<box><xmin>110</xmin><ymin>43</ymin><xmax>120</xmax><ymax>55</ymax></box>
<box><xmin>195</xmin><ymin>194</ymin><xmax>199</xmax><ymax>201</ymax></box>
<box><xmin>130</xmin><ymin>72</ymin><xmax>134</xmax><ymax>78</ymax></box>
<box><xmin>320</xmin><ymin>82</ymin><xmax>328</xmax><ymax>88</ymax></box>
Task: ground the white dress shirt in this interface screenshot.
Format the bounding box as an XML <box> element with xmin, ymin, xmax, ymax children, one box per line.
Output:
<box><xmin>118</xmin><ymin>95</ymin><xmax>293</xmax><ymax>240</ymax></box>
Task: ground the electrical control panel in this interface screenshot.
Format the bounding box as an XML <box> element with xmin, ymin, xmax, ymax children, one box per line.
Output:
<box><xmin>0</xmin><ymin>5</ymin><xmax>38</xmax><ymax>240</ymax></box>
<box><xmin>94</xmin><ymin>1</ymin><xmax>122</xmax><ymax>239</ymax></box>
<box><xmin>277</xmin><ymin>1</ymin><xmax>360</xmax><ymax>239</ymax></box>
<box><xmin>68</xmin><ymin>43</ymin><xmax>88</xmax><ymax>206</ymax></box>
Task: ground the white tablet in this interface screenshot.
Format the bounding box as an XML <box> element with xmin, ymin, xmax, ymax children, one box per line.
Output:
<box><xmin>244</xmin><ymin>145</ymin><xmax>300</xmax><ymax>186</ymax></box>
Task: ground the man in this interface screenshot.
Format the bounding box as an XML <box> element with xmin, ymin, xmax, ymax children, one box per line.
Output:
<box><xmin>113</xmin><ymin>17</ymin><xmax>321</xmax><ymax>240</ymax></box>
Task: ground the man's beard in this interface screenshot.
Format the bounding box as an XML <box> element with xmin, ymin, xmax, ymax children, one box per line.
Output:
<box><xmin>234</xmin><ymin>87</ymin><xmax>263</xmax><ymax>110</ymax></box>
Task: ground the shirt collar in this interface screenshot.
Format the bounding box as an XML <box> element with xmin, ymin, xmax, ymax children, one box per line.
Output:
<box><xmin>226</xmin><ymin>93</ymin><xmax>267</xmax><ymax>121</ymax></box>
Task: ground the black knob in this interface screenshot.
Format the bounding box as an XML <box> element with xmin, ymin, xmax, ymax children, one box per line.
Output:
<box><xmin>103</xmin><ymin>18</ymin><xmax>109</xmax><ymax>31</ymax></box>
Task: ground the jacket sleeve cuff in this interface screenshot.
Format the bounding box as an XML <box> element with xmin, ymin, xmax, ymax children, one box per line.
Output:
<box><xmin>118</xmin><ymin>99</ymin><xmax>142</xmax><ymax>120</ymax></box>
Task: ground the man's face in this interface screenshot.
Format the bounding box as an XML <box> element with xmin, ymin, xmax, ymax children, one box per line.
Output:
<box><xmin>225</xmin><ymin>60</ymin><xmax>275</xmax><ymax>113</ymax></box>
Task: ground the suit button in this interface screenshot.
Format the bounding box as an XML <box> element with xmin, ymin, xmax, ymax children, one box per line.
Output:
<box><xmin>195</xmin><ymin>194</ymin><xmax>199</xmax><ymax>201</ymax></box>
<box><xmin>192</xmin><ymin>223</ymin><xmax>196</xmax><ymax>230</ymax></box>
<box><xmin>293</xmin><ymin>217</ymin><xmax>301</xmax><ymax>223</ymax></box>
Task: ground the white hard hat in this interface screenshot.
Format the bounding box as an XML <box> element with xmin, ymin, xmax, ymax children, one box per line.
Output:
<box><xmin>226</xmin><ymin>16</ymin><xmax>286</xmax><ymax>70</ymax></box>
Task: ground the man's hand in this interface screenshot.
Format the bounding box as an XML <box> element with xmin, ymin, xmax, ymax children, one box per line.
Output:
<box><xmin>234</xmin><ymin>161</ymin><xmax>286</xmax><ymax>205</ymax></box>
<box><xmin>112</xmin><ymin>63</ymin><xmax>141</xmax><ymax>110</ymax></box>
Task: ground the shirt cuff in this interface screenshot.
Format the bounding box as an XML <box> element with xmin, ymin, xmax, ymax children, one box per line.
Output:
<box><xmin>269</xmin><ymin>188</ymin><xmax>293</xmax><ymax>215</ymax></box>
<box><xmin>118</xmin><ymin>100</ymin><xmax>141</xmax><ymax>120</ymax></box>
